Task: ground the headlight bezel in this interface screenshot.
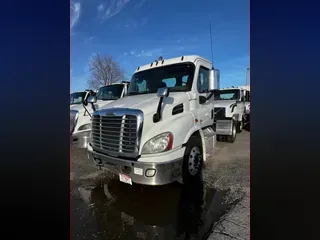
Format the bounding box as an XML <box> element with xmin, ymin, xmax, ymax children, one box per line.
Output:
<box><xmin>141</xmin><ymin>132</ymin><xmax>173</xmax><ymax>155</ymax></box>
<box><xmin>78</xmin><ymin>123</ymin><xmax>91</xmax><ymax>131</ymax></box>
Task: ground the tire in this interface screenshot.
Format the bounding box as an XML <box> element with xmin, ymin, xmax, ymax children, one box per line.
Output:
<box><xmin>181</xmin><ymin>136</ymin><xmax>204</xmax><ymax>184</ymax></box>
<box><xmin>226</xmin><ymin>120</ymin><xmax>237</xmax><ymax>143</ymax></box>
<box><xmin>236</xmin><ymin>118</ymin><xmax>243</xmax><ymax>133</ymax></box>
<box><xmin>217</xmin><ymin>135</ymin><xmax>223</xmax><ymax>142</ymax></box>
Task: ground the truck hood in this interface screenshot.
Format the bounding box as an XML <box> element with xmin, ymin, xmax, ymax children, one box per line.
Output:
<box><xmin>213</xmin><ymin>100</ymin><xmax>237</xmax><ymax>108</ymax></box>
<box><xmin>102</xmin><ymin>92</ymin><xmax>189</xmax><ymax>116</ymax></box>
<box><xmin>70</xmin><ymin>100</ymin><xmax>114</xmax><ymax>114</ymax></box>
<box><xmin>72</xmin><ymin>100</ymin><xmax>115</xmax><ymax>133</ymax></box>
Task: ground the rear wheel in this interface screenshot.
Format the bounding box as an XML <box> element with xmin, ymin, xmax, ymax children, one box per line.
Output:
<box><xmin>181</xmin><ymin>136</ymin><xmax>204</xmax><ymax>184</ymax></box>
<box><xmin>226</xmin><ymin>120</ymin><xmax>237</xmax><ymax>143</ymax></box>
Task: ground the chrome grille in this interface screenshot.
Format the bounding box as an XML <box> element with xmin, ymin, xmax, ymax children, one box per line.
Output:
<box><xmin>91</xmin><ymin>109</ymin><xmax>143</xmax><ymax>158</ymax></box>
<box><xmin>214</xmin><ymin>107</ymin><xmax>226</xmax><ymax>120</ymax></box>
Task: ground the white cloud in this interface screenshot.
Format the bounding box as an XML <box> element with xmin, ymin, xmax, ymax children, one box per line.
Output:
<box><xmin>98</xmin><ymin>0</ymin><xmax>131</xmax><ymax>21</ymax></box>
<box><xmin>84</xmin><ymin>36</ymin><xmax>95</xmax><ymax>44</ymax></box>
<box><xmin>97</xmin><ymin>3</ymin><xmax>104</xmax><ymax>12</ymax></box>
<box><xmin>125</xmin><ymin>17</ymin><xmax>148</xmax><ymax>29</ymax></box>
<box><xmin>71</xmin><ymin>2</ymin><xmax>81</xmax><ymax>29</ymax></box>
<box><xmin>136</xmin><ymin>48</ymin><xmax>163</xmax><ymax>57</ymax></box>
<box><xmin>135</xmin><ymin>0</ymin><xmax>147</xmax><ymax>9</ymax></box>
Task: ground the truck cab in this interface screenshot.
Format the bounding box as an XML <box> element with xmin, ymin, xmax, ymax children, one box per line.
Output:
<box><xmin>70</xmin><ymin>82</ymin><xmax>129</xmax><ymax>149</ymax></box>
<box><xmin>70</xmin><ymin>90</ymin><xmax>94</xmax><ymax>108</ymax></box>
<box><xmin>87</xmin><ymin>55</ymin><xmax>220</xmax><ymax>186</ymax></box>
<box><xmin>213</xmin><ymin>86</ymin><xmax>250</xmax><ymax>143</ymax></box>
<box><xmin>238</xmin><ymin>85</ymin><xmax>250</xmax><ymax>126</ymax></box>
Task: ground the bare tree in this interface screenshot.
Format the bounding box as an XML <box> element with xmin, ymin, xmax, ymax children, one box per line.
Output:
<box><xmin>87</xmin><ymin>53</ymin><xmax>125</xmax><ymax>89</ymax></box>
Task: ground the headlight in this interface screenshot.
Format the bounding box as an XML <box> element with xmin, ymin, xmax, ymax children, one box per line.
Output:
<box><xmin>78</xmin><ymin>123</ymin><xmax>91</xmax><ymax>131</ymax></box>
<box><xmin>141</xmin><ymin>132</ymin><xmax>173</xmax><ymax>154</ymax></box>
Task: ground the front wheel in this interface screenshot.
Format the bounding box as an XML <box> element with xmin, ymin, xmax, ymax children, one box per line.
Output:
<box><xmin>226</xmin><ymin>120</ymin><xmax>237</xmax><ymax>143</ymax></box>
<box><xmin>236</xmin><ymin>118</ymin><xmax>244</xmax><ymax>133</ymax></box>
<box><xmin>181</xmin><ymin>136</ymin><xmax>204</xmax><ymax>184</ymax></box>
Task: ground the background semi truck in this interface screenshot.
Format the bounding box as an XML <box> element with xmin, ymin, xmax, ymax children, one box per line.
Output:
<box><xmin>213</xmin><ymin>85</ymin><xmax>250</xmax><ymax>143</ymax></box>
<box><xmin>70</xmin><ymin>90</ymin><xmax>95</xmax><ymax>108</ymax></box>
<box><xmin>86</xmin><ymin>55</ymin><xmax>220</xmax><ymax>186</ymax></box>
<box><xmin>70</xmin><ymin>81</ymin><xmax>130</xmax><ymax>149</ymax></box>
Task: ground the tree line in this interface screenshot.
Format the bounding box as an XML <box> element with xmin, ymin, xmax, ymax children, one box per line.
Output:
<box><xmin>87</xmin><ymin>53</ymin><xmax>126</xmax><ymax>89</ymax></box>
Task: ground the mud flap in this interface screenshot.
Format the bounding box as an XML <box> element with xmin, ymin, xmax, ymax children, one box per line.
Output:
<box><xmin>199</xmin><ymin>129</ymin><xmax>207</xmax><ymax>162</ymax></box>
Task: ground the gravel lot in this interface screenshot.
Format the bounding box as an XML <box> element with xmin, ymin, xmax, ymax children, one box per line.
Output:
<box><xmin>71</xmin><ymin>130</ymin><xmax>249</xmax><ymax>240</ymax></box>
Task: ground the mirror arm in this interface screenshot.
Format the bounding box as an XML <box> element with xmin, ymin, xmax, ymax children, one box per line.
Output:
<box><xmin>153</xmin><ymin>97</ymin><xmax>164</xmax><ymax>123</ymax></box>
<box><xmin>206</xmin><ymin>90</ymin><xmax>215</xmax><ymax>101</ymax></box>
<box><xmin>90</xmin><ymin>102</ymin><xmax>96</xmax><ymax>112</ymax></box>
<box><xmin>82</xmin><ymin>104</ymin><xmax>92</xmax><ymax>118</ymax></box>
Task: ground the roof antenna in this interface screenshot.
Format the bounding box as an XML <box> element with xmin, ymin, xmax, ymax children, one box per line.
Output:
<box><xmin>246</xmin><ymin>67</ymin><xmax>250</xmax><ymax>85</ymax></box>
<box><xmin>209</xmin><ymin>22</ymin><xmax>214</xmax><ymax>66</ymax></box>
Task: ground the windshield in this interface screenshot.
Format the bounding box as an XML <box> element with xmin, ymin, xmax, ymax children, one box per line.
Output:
<box><xmin>97</xmin><ymin>84</ymin><xmax>124</xmax><ymax>101</ymax></box>
<box><xmin>214</xmin><ymin>89</ymin><xmax>240</xmax><ymax>101</ymax></box>
<box><xmin>70</xmin><ymin>92</ymin><xmax>86</xmax><ymax>105</ymax></box>
<box><xmin>127</xmin><ymin>63</ymin><xmax>195</xmax><ymax>96</ymax></box>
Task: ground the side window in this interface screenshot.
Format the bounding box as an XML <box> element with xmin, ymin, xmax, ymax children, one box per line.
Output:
<box><xmin>181</xmin><ymin>76</ymin><xmax>188</xmax><ymax>86</ymax></box>
<box><xmin>197</xmin><ymin>67</ymin><xmax>210</xmax><ymax>93</ymax></box>
<box><xmin>162</xmin><ymin>77</ymin><xmax>176</xmax><ymax>88</ymax></box>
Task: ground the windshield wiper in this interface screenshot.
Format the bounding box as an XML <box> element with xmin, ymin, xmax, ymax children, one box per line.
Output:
<box><xmin>99</xmin><ymin>98</ymin><xmax>118</xmax><ymax>101</ymax></box>
<box><xmin>126</xmin><ymin>92</ymin><xmax>155</xmax><ymax>96</ymax></box>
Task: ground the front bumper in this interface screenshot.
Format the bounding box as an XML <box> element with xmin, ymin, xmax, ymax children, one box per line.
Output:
<box><xmin>72</xmin><ymin>130</ymin><xmax>91</xmax><ymax>148</ymax></box>
<box><xmin>87</xmin><ymin>144</ymin><xmax>185</xmax><ymax>186</ymax></box>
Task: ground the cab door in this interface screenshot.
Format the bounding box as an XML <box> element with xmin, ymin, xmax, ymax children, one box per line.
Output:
<box><xmin>237</xmin><ymin>90</ymin><xmax>246</xmax><ymax>119</ymax></box>
<box><xmin>195</xmin><ymin>62</ymin><xmax>214</xmax><ymax>128</ymax></box>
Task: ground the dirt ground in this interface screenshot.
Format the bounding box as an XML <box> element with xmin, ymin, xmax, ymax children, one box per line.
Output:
<box><xmin>71</xmin><ymin>130</ymin><xmax>249</xmax><ymax>240</ymax></box>
<box><xmin>204</xmin><ymin>131</ymin><xmax>249</xmax><ymax>240</ymax></box>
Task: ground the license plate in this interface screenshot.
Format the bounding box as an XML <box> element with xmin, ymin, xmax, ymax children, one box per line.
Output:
<box><xmin>119</xmin><ymin>173</ymin><xmax>132</xmax><ymax>185</ymax></box>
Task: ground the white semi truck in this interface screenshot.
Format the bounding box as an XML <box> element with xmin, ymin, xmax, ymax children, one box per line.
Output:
<box><xmin>70</xmin><ymin>82</ymin><xmax>130</xmax><ymax>148</ymax></box>
<box><xmin>70</xmin><ymin>90</ymin><xmax>95</xmax><ymax>108</ymax></box>
<box><xmin>85</xmin><ymin>55</ymin><xmax>220</xmax><ymax>186</ymax></box>
<box><xmin>213</xmin><ymin>86</ymin><xmax>250</xmax><ymax>143</ymax></box>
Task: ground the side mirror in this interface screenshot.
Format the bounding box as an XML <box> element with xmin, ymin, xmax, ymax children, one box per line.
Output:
<box><xmin>209</xmin><ymin>70</ymin><xmax>214</xmax><ymax>91</ymax></box>
<box><xmin>82</xmin><ymin>99</ymin><xmax>88</xmax><ymax>106</ymax></box>
<box><xmin>157</xmin><ymin>87</ymin><xmax>169</xmax><ymax>98</ymax></box>
<box><xmin>199</xmin><ymin>96</ymin><xmax>207</xmax><ymax>104</ymax></box>
<box><xmin>209</xmin><ymin>69</ymin><xmax>220</xmax><ymax>91</ymax></box>
<box><xmin>87</xmin><ymin>96</ymin><xmax>97</xmax><ymax>104</ymax></box>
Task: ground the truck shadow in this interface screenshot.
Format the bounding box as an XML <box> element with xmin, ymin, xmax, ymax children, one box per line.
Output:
<box><xmin>243</xmin><ymin>122</ymin><xmax>250</xmax><ymax>132</ymax></box>
<box><xmin>73</xmin><ymin>177</ymin><xmax>235</xmax><ymax>240</ymax></box>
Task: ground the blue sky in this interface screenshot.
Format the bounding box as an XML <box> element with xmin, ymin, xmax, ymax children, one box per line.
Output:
<box><xmin>71</xmin><ymin>0</ymin><xmax>249</xmax><ymax>92</ymax></box>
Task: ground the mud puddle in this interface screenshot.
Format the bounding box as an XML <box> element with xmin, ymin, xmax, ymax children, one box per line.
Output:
<box><xmin>72</xmin><ymin>178</ymin><xmax>234</xmax><ymax>240</ymax></box>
